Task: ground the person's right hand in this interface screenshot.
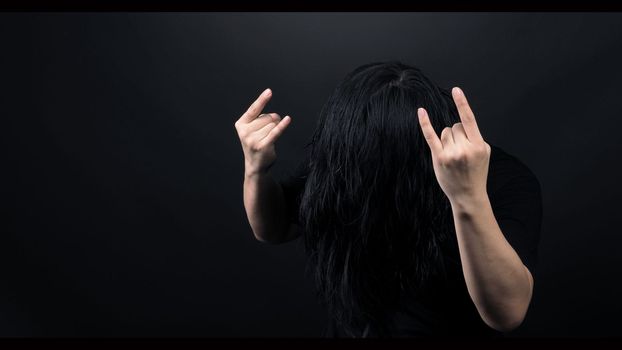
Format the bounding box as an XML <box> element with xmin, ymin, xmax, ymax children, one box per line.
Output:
<box><xmin>234</xmin><ymin>88</ymin><xmax>292</xmax><ymax>177</ymax></box>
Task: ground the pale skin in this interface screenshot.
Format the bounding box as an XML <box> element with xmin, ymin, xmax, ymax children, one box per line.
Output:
<box><xmin>418</xmin><ymin>87</ymin><xmax>533</xmax><ymax>332</ymax></box>
<box><xmin>234</xmin><ymin>87</ymin><xmax>534</xmax><ymax>332</ymax></box>
<box><xmin>234</xmin><ymin>88</ymin><xmax>299</xmax><ymax>244</ymax></box>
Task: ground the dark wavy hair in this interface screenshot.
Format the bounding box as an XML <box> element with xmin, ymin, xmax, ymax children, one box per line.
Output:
<box><xmin>299</xmin><ymin>61</ymin><xmax>462</xmax><ymax>337</ymax></box>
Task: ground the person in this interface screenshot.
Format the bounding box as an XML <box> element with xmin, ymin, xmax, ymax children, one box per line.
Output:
<box><xmin>233</xmin><ymin>62</ymin><xmax>542</xmax><ymax>337</ymax></box>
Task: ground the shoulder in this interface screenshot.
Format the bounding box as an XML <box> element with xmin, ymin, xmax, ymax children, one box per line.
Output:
<box><xmin>486</xmin><ymin>144</ymin><xmax>543</xmax><ymax>238</ymax></box>
<box><xmin>279</xmin><ymin>154</ymin><xmax>310</xmax><ymax>188</ymax></box>
<box><xmin>277</xmin><ymin>155</ymin><xmax>311</xmax><ymax>219</ymax></box>
<box><xmin>487</xmin><ymin>143</ymin><xmax>542</xmax><ymax>199</ymax></box>
<box><xmin>486</xmin><ymin>144</ymin><xmax>543</xmax><ymax>273</ymax></box>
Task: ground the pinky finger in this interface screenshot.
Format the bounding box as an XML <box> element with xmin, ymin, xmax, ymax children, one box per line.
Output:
<box><xmin>258</xmin><ymin>115</ymin><xmax>292</xmax><ymax>147</ymax></box>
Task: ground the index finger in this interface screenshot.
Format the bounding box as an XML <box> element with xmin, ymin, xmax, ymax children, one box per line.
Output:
<box><xmin>417</xmin><ymin>107</ymin><xmax>443</xmax><ymax>154</ymax></box>
<box><xmin>452</xmin><ymin>87</ymin><xmax>483</xmax><ymax>142</ymax></box>
<box><xmin>240</xmin><ymin>88</ymin><xmax>272</xmax><ymax>123</ymax></box>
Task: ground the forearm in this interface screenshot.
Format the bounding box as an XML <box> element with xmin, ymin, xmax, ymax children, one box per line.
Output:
<box><xmin>450</xmin><ymin>193</ymin><xmax>533</xmax><ymax>332</ymax></box>
<box><xmin>243</xmin><ymin>168</ymin><xmax>290</xmax><ymax>244</ymax></box>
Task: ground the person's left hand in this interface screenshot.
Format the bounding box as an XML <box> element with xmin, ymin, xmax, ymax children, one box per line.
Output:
<box><xmin>417</xmin><ymin>87</ymin><xmax>491</xmax><ymax>204</ymax></box>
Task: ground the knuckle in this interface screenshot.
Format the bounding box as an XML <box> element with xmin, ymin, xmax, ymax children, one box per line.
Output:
<box><xmin>455</xmin><ymin>150</ymin><xmax>466</xmax><ymax>160</ymax></box>
<box><xmin>480</xmin><ymin>144</ymin><xmax>488</xmax><ymax>154</ymax></box>
<box><xmin>439</xmin><ymin>154</ymin><xmax>450</xmax><ymax>166</ymax></box>
<box><xmin>249</xmin><ymin>142</ymin><xmax>262</xmax><ymax>152</ymax></box>
<box><xmin>450</xmin><ymin>153</ymin><xmax>462</xmax><ymax>163</ymax></box>
<box><xmin>445</xmin><ymin>149</ymin><xmax>467</xmax><ymax>164</ymax></box>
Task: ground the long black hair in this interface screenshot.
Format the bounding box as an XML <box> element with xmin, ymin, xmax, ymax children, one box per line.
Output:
<box><xmin>299</xmin><ymin>61</ymin><xmax>462</xmax><ymax>337</ymax></box>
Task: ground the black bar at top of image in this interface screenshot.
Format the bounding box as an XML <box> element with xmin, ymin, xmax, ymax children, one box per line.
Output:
<box><xmin>1</xmin><ymin>0</ymin><xmax>622</xmax><ymax>12</ymax></box>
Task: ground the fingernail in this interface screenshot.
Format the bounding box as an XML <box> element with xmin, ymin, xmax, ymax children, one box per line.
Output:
<box><xmin>264</xmin><ymin>88</ymin><xmax>272</xmax><ymax>95</ymax></box>
<box><xmin>452</xmin><ymin>87</ymin><xmax>462</xmax><ymax>97</ymax></box>
<box><xmin>417</xmin><ymin>108</ymin><xmax>425</xmax><ymax>117</ymax></box>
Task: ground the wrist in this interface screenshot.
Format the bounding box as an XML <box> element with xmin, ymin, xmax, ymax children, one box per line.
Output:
<box><xmin>244</xmin><ymin>163</ymin><xmax>271</xmax><ymax>181</ymax></box>
<box><xmin>244</xmin><ymin>156</ymin><xmax>275</xmax><ymax>177</ymax></box>
<box><xmin>448</xmin><ymin>190</ymin><xmax>491</xmax><ymax>215</ymax></box>
<box><xmin>245</xmin><ymin>169</ymin><xmax>268</xmax><ymax>180</ymax></box>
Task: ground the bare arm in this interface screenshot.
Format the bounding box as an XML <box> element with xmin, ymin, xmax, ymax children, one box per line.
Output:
<box><xmin>235</xmin><ymin>88</ymin><xmax>298</xmax><ymax>244</ymax></box>
<box><xmin>450</xmin><ymin>193</ymin><xmax>533</xmax><ymax>332</ymax></box>
<box><xmin>418</xmin><ymin>87</ymin><xmax>533</xmax><ymax>332</ymax></box>
<box><xmin>243</xmin><ymin>170</ymin><xmax>300</xmax><ymax>243</ymax></box>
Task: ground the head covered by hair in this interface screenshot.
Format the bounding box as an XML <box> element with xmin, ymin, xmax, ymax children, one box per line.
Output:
<box><xmin>299</xmin><ymin>61</ymin><xmax>462</xmax><ymax>336</ymax></box>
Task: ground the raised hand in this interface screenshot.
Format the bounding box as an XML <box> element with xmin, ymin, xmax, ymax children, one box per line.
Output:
<box><xmin>234</xmin><ymin>88</ymin><xmax>292</xmax><ymax>176</ymax></box>
<box><xmin>417</xmin><ymin>87</ymin><xmax>491</xmax><ymax>203</ymax></box>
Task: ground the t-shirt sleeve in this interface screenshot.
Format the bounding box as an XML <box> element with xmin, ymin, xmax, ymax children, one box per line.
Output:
<box><xmin>487</xmin><ymin>148</ymin><xmax>543</xmax><ymax>275</ymax></box>
<box><xmin>278</xmin><ymin>159</ymin><xmax>309</xmax><ymax>225</ymax></box>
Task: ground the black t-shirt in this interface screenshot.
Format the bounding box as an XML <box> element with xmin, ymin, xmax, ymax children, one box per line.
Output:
<box><xmin>278</xmin><ymin>144</ymin><xmax>543</xmax><ymax>337</ymax></box>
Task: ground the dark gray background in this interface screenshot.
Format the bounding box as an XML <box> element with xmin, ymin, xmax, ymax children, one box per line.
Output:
<box><xmin>1</xmin><ymin>13</ymin><xmax>621</xmax><ymax>337</ymax></box>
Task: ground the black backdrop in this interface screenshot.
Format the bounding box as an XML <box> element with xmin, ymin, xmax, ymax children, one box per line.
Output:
<box><xmin>1</xmin><ymin>13</ymin><xmax>621</xmax><ymax>337</ymax></box>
